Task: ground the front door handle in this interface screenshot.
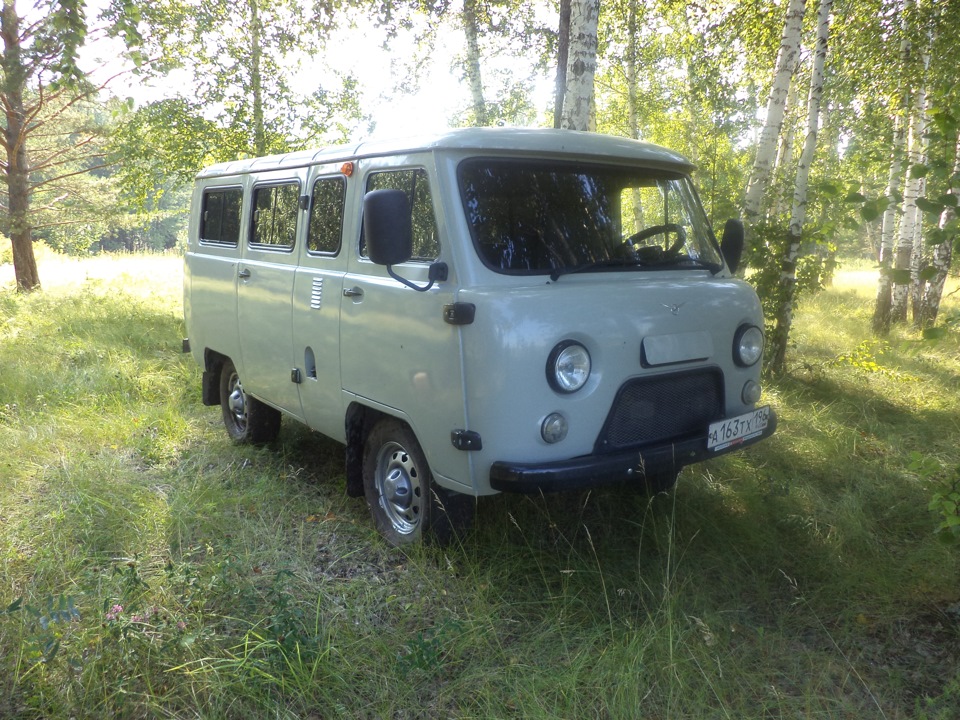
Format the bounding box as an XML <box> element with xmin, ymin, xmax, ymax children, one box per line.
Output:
<box><xmin>342</xmin><ymin>287</ymin><xmax>364</xmax><ymax>298</ymax></box>
<box><xmin>238</xmin><ymin>268</ymin><xmax>251</xmax><ymax>279</ymax></box>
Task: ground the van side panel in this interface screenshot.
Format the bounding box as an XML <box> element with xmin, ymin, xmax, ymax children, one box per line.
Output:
<box><xmin>290</xmin><ymin>168</ymin><xmax>353</xmax><ymax>442</ymax></box>
<box><xmin>236</xmin><ymin>174</ymin><xmax>305</xmax><ymax>418</ymax></box>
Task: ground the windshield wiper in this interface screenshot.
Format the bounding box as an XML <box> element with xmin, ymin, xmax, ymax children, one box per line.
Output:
<box><xmin>549</xmin><ymin>258</ymin><xmax>643</xmax><ymax>281</ymax></box>
<box><xmin>549</xmin><ymin>253</ymin><xmax>720</xmax><ymax>281</ymax></box>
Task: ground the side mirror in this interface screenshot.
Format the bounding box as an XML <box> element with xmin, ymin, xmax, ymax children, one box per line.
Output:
<box><xmin>362</xmin><ymin>189</ymin><xmax>447</xmax><ymax>292</ymax></box>
<box><xmin>720</xmin><ymin>218</ymin><xmax>744</xmax><ymax>274</ymax></box>
<box><xmin>364</xmin><ymin>189</ymin><xmax>412</xmax><ymax>266</ymax></box>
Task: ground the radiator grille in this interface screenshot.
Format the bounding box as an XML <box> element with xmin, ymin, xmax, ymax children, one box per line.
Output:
<box><xmin>595</xmin><ymin>370</ymin><xmax>723</xmax><ymax>453</ymax></box>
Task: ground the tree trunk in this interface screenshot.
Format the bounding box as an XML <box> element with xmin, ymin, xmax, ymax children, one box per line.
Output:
<box><xmin>558</xmin><ymin>0</ymin><xmax>599</xmax><ymax>132</ymax></box>
<box><xmin>769</xmin><ymin>0</ymin><xmax>831</xmax><ymax>374</ymax></box>
<box><xmin>872</xmin><ymin>113</ymin><xmax>906</xmax><ymax>334</ymax></box>
<box><xmin>626</xmin><ymin>0</ymin><xmax>638</xmax><ymax>140</ymax></box>
<box><xmin>742</xmin><ymin>0</ymin><xmax>806</xmax><ymax>220</ymax></box>
<box><xmin>1</xmin><ymin>0</ymin><xmax>40</xmax><ymax>291</ymax></box>
<box><xmin>891</xmin><ymin>80</ymin><xmax>927</xmax><ymax>323</ymax></box>
<box><xmin>553</xmin><ymin>0</ymin><xmax>571</xmax><ymax>129</ymax></box>
<box><xmin>917</xmin><ymin>130</ymin><xmax>960</xmax><ymax>328</ymax></box>
<box><xmin>249</xmin><ymin>0</ymin><xmax>266</xmax><ymax>155</ymax></box>
<box><xmin>772</xmin><ymin>80</ymin><xmax>800</xmax><ymax>218</ymax></box>
<box><xmin>462</xmin><ymin>0</ymin><xmax>488</xmax><ymax>126</ymax></box>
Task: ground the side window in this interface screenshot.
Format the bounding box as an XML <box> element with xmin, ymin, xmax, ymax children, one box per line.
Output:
<box><xmin>365</xmin><ymin>169</ymin><xmax>440</xmax><ymax>261</ymax></box>
<box><xmin>200</xmin><ymin>187</ymin><xmax>242</xmax><ymax>246</ymax></box>
<box><xmin>250</xmin><ymin>182</ymin><xmax>300</xmax><ymax>249</ymax></box>
<box><xmin>308</xmin><ymin>176</ymin><xmax>345</xmax><ymax>255</ymax></box>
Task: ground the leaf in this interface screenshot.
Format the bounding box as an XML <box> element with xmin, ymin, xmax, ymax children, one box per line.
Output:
<box><xmin>909</xmin><ymin>164</ymin><xmax>930</xmax><ymax>179</ymax></box>
<box><xmin>939</xmin><ymin>194</ymin><xmax>958</xmax><ymax>208</ymax></box>
<box><xmin>919</xmin><ymin>265</ymin><xmax>938</xmax><ymax>282</ymax></box>
<box><xmin>923</xmin><ymin>327</ymin><xmax>948</xmax><ymax>340</ymax></box>
<box><xmin>916</xmin><ymin>197</ymin><xmax>945</xmax><ymax>214</ymax></box>
<box><xmin>860</xmin><ymin>202</ymin><xmax>881</xmax><ymax>222</ymax></box>
<box><xmin>888</xmin><ymin>268</ymin><xmax>912</xmax><ymax>284</ymax></box>
<box><xmin>845</xmin><ymin>192</ymin><xmax>867</xmax><ymax>203</ymax></box>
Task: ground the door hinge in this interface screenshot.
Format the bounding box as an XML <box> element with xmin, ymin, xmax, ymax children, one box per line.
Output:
<box><xmin>291</xmin><ymin>368</ymin><xmax>302</xmax><ymax>384</ymax></box>
<box><xmin>451</xmin><ymin>429</ymin><xmax>482</xmax><ymax>451</ymax></box>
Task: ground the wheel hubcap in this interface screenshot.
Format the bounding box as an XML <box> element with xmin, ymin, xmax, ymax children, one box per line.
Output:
<box><xmin>227</xmin><ymin>374</ymin><xmax>247</xmax><ymax>430</ymax></box>
<box><xmin>376</xmin><ymin>442</ymin><xmax>422</xmax><ymax>535</ymax></box>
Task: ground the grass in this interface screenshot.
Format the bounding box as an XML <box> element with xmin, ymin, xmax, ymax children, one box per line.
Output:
<box><xmin>1</xmin><ymin>252</ymin><xmax>959</xmax><ymax>718</ymax></box>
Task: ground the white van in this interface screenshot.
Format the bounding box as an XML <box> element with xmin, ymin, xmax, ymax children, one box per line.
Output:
<box><xmin>183</xmin><ymin>128</ymin><xmax>775</xmax><ymax>545</ymax></box>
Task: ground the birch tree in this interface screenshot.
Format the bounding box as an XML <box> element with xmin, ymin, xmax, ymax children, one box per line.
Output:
<box><xmin>768</xmin><ymin>0</ymin><xmax>832</xmax><ymax>374</ymax></box>
<box><xmin>891</xmin><ymin>32</ymin><xmax>930</xmax><ymax>324</ymax></box>
<box><xmin>742</xmin><ymin>0</ymin><xmax>807</xmax><ymax>220</ymax></box>
<box><xmin>462</xmin><ymin>0</ymin><xmax>489</xmax><ymax>126</ymax></box>
<box><xmin>558</xmin><ymin>0</ymin><xmax>599</xmax><ymax>132</ymax></box>
<box><xmin>916</xmin><ymin>129</ymin><xmax>960</xmax><ymax>328</ymax></box>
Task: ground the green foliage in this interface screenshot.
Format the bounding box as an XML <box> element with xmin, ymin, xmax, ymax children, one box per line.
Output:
<box><xmin>909</xmin><ymin>452</ymin><xmax>960</xmax><ymax>543</ymax></box>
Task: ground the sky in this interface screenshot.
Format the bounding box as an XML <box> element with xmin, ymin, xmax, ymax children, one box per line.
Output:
<box><xmin>81</xmin><ymin>2</ymin><xmax>554</xmax><ymax>144</ymax></box>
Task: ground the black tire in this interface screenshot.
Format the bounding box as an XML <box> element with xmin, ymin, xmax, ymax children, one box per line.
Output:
<box><xmin>362</xmin><ymin>418</ymin><xmax>474</xmax><ymax>546</ymax></box>
<box><xmin>219</xmin><ymin>359</ymin><xmax>281</xmax><ymax>444</ymax></box>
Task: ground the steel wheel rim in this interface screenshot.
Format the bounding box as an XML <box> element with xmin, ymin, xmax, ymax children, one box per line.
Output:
<box><xmin>226</xmin><ymin>372</ymin><xmax>248</xmax><ymax>432</ymax></box>
<box><xmin>375</xmin><ymin>441</ymin><xmax>423</xmax><ymax>535</ymax></box>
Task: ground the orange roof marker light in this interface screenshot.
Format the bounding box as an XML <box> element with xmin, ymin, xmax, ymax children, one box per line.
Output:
<box><xmin>341</xmin><ymin>161</ymin><xmax>354</xmax><ymax>177</ymax></box>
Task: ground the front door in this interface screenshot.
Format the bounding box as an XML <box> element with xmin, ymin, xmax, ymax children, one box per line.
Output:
<box><xmin>339</xmin><ymin>162</ymin><xmax>471</xmax><ymax>491</ymax></box>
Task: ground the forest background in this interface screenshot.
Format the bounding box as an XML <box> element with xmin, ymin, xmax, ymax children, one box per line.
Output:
<box><xmin>2</xmin><ymin>0</ymin><xmax>960</xmax><ymax>372</ymax></box>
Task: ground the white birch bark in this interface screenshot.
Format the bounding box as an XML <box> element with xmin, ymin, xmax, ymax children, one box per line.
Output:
<box><xmin>772</xmin><ymin>80</ymin><xmax>800</xmax><ymax>218</ymax></box>
<box><xmin>559</xmin><ymin>0</ymin><xmax>600</xmax><ymax>132</ymax></box>
<box><xmin>462</xmin><ymin>0</ymin><xmax>489</xmax><ymax>126</ymax></box>
<box><xmin>918</xmin><ymin>130</ymin><xmax>960</xmax><ymax>328</ymax></box>
<box><xmin>873</xmin><ymin>0</ymin><xmax>912</xmax><ymax>334</ymax></box>
<box><xmin>742</xmin><ymin>0</ymin><xmax>807</xmax><ymax>220</ymax></box>
<box><xmin>769</xmin><ymin>0</ymin><xmax>831</xmax><ymax>374</ymax></box>
<box><xmin>891</xmin><ymin>69</ymin><xmax>928</xmax><ymax>323</ymax></box>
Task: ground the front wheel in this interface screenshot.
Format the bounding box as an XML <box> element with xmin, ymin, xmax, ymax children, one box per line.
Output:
<box><xmin>362</xmin><ymin>418</ymin><xmax>474</xmax><ymax>546</ymax></box>
<box><xmin>219</xmin><ymin>359</ymin><xmax>281</xmax><ymax>444</ymax></box>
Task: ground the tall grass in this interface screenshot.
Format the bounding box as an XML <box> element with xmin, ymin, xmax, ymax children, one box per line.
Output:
<box><xmin>1</xmin><ymin>254</ymin><xmax>958</xmax><ymax>718</ymax></box>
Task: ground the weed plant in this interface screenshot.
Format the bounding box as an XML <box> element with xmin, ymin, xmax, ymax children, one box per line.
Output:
<box><xmin>1</xmin><ymin>255</ymin><xmax>958</xmax><ymax>718</ymax></box>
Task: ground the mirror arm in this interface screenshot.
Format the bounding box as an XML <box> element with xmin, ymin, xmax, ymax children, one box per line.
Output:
<box><xmin>386</xmin><ymin>262</ymin><xmax>448</xmax><ymax>293</ymax></box>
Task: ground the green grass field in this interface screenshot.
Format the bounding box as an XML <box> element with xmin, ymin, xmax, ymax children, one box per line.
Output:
<box><xmin>1</xmin><ymin>253</ymin><xmax>959</xmax><ymax>719</ymax></box>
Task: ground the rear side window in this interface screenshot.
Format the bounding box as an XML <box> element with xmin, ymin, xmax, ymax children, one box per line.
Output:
<box><xmin>365</xmin><ymin>169</ymin><xmax>440</xmax><ymax>261</ymax></box>
<box><xmin>200</xmin><ymin>187</ymin><xmax>242</xmax><ymax>246</ymax></box>
<box><xmin>308</xmin><ymin>176</ymin><xmax>346</xmax><ymax>255</ymax></box>
<box><xmin>251</xmin><ymin>182</ymin><xmax>300</xmax><ymax>249</ymax></box>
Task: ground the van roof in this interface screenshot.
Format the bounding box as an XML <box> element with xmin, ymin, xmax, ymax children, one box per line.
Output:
<box><xmin>195</xmin><ymin>127</ymin><xmax>695</xmax><ymax>179</ymax></box>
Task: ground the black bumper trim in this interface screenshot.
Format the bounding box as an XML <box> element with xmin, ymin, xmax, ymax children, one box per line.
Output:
<box><xmin>489</xmin><ymin>409</ymin><xmax>777</xmax><ymax>494</ymax></box>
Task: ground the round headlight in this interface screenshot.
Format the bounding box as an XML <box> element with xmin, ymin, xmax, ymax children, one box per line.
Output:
<box><xmin>734</xmin><ymin>325</ymin><xmax>764</xmax><ymax>367</ymax></box>
<box><xmin>547</xmin><ymin>341</ymin><xmax>591</xmax><ymax>393</ymax></box>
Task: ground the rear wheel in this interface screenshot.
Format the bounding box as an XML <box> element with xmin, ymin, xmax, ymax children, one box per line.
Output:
<box><xmin>362</xmin><ymin>418</ymin><xmax>473</xmax><ymax>546</ymax></box>
<box><xmin>219</xmin><ymin>359</ymin><xmax>281</xmax><ymax>444</ymax></box>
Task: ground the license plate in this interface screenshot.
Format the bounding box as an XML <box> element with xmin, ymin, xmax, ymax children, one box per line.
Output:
<box><xmin>708</xmin><ymin>406</ymin><xmax>770</xmax><ymax>451</ymax></box>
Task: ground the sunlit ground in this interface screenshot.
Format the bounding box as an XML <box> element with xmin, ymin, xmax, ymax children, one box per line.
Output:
<box><xmin>0</xmin><ymin>251</ymin><xmax>183</xmax><ymax>301</ymax></box>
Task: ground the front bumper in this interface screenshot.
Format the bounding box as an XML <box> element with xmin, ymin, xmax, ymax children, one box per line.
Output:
<box><xmin>489</xmin><ymin>409</ymin><xmax>777</xmax><ymax>494</ymax></box>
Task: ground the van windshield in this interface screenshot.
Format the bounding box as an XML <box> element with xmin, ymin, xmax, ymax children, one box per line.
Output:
<box><xmin>458</xmin><ymin>159</ymin><xmax>723</xmax><ymax>277</ymax></box>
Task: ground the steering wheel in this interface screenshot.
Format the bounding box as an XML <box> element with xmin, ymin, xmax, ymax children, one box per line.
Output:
<box><xmin>625</xmin><ymin>223</ymin><xmax>687</xmax><ymax>254</ymax></box>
